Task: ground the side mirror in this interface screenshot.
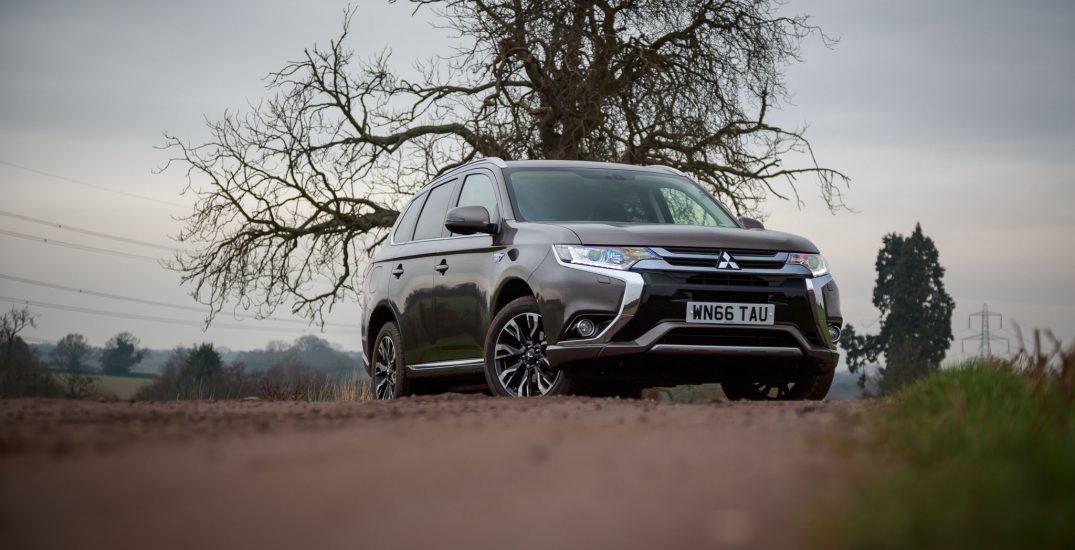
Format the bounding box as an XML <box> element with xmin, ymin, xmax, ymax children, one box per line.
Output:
<box><xmin>445</xmin><ymin>205</ymin><xmax>495</xmax><ymax>235</ymax></box>
<box><xmin>738</xmin><ymin>216</ymin><xmax>765</xmax><ymax>230</ymax></box>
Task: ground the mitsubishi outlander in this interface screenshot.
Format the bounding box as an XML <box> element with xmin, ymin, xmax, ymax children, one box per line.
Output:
<box><xmin>361</xmin><ymin>159</ymin><xmax>842</xmax><ymax>400</ymax></box>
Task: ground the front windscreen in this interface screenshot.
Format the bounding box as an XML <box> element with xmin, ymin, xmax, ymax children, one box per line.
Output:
<box><xmin>504</xmin><ymin>168</ymin><xmax>738</xmax><ymax>227</ymax></box>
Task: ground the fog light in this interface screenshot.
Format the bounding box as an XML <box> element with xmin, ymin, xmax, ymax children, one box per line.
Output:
<box><xmin>828</xmin><ymin>324</ymin><xmax>842</xmax><ymax>343</ymax></box>
<box><xmin>575</xmin><ymin>318</ymin><xmax>598</xmax><ymax>338</ymax></box>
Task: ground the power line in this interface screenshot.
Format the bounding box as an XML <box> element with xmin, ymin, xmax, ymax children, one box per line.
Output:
<box><xmin>0</xmin><ymin>159</ymin><xmax>188</xmax><ymax>208</ymax></box>
<box><xmin>0</xmin><ymin>209</ymin><xmax>183</xmax><ymax>252</ymax></box>
<box><xmin>0</xmin><ymin>295</ymin><xmax>356</xmax><ymax>335</ymax></box>
<box><xmin>0</xmin><ymin>228</ymin><xmax>162</xmax><ymax>263</ymax></box>
<box><xmin>0</xmin><ymin>272</ymin><xmax>352</xmax><ymax>329</ymax></box>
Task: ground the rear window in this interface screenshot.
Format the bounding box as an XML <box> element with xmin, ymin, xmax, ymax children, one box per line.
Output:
<box><xmin>392</xmin><ymin>194</ymin><xmax>426</xmax><ymax>243</ymax></box>
<box><xmin>504</xmin><ymin>168</ymin><xmax>736</xmax><ymax>227</ymax></box>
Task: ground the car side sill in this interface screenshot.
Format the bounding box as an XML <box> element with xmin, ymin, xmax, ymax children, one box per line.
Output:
<box><xmin>406</xmin><ymin>358</ymin><xmax>485</xmax><ymax>378</ymax></box>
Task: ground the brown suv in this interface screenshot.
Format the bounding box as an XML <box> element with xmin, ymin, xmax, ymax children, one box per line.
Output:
<box><xmin>361</xmin><ymin>159</ymin><xmax>842</xmax><ymax>400</ymax></box>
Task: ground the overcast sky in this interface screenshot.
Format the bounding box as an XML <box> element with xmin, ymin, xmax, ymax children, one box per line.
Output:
<box><xmin>1</xmin><ymin>0</ymin><xmax>1073</xmax><ymax>362</ymax></box>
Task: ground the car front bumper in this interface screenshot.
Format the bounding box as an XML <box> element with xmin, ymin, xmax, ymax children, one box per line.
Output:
<box><xmin>543</xmin><ymin>254</ymin><xmax>841</xmax><ymax>372</ymax></box>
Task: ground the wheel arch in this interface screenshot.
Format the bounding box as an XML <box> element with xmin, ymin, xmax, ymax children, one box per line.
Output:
<box><xmin>365</xmin><ymin>302</ymin><xmax>398</xmax><ymax>375</ymax></box>
<box><xmin>491</xmin><ymin>277</ymin><xmax>536</xmax><ymax>315</ymax></box>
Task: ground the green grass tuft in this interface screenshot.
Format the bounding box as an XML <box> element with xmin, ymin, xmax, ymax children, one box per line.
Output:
<box><xmin>828</xmin><ymin>359</ymin><xmax>1075</xmax><ymax>549</ymax></box>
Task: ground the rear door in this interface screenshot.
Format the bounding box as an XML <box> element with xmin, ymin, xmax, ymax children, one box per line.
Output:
<box><xmin>430</xmin><ymin>169</ymin><xmax>505</xmax><ymax>362</ymax></box>
<box><xmin>387</xmin><ymin>179</ymin><xmax>458</xmax><ymax>366</ymax></box>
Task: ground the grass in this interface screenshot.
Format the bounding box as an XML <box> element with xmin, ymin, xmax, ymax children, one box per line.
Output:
<box><xmin>45</xmin><ymin>371</ymin><xmax>156</xmax><ymax>397</ymax></box>
<box><xmin>312</xmin><ymin>376</ymin><xmax>373</xmax><ymax>401</ymax></box>
<box><xmin>823</xmin><ymin>350</ymin><xmax>1075</xmax><ymax>549</ymax></box>
<box><xmin>50</xmin><ymin>373</ymin><xmax>156</xmax><ymax>400</ymax></box>
<box><xmin>161</xmin><ymin>373</ymin><xmax>373</xmax><ymax>401</ymax></box>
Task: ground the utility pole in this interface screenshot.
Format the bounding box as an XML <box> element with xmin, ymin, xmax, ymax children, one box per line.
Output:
<box><xmin>961</xmin><ymin>303</ymin><xmax>1009</xmax><ymax>358</ymax></box>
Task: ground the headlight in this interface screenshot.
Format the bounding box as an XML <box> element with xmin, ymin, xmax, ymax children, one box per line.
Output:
<box><xmin>554</xmin><ymin>245</ymin><xmax>658</xmax><ymax>271</ymax></box>
<box><xmin>787</xmin><ymin>253</ymin><xmax>828</xmax><ymax>277</ymax></box>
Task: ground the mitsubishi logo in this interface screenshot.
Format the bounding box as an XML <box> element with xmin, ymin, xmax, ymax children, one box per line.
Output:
<box><xmin>716</xmin><ymin>251</ymin><xmax>740</xmax><ymax>270</ymax></box>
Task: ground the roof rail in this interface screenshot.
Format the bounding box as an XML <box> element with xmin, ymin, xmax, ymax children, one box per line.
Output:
<box><xmin>646</xmin><ymin>164</ymin><xmax>685</xmax><ymax>176</ymax></box>
<box><xmin>423</xmin><ymin>157</ymin><xmax>508</xmax><ymax>187</ymax></box>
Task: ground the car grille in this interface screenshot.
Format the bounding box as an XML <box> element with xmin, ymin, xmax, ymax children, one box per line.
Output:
<box><xmin>657</xmin><ymin>247</ymin><xmax>787</xmax><ymax>270</ymax></box>
<box><xmin>676</xmin><ymin>273</ymin><xmax>770</xmax><ymax>287</ymax></box>
<box><xmin>658</xmin><ymin>328</ymin><xmax>800</xmax><ymax>348</ymax></box>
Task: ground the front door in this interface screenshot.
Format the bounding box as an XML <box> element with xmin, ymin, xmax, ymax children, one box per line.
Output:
<box><xmin>431</xmin><ymin>170</ymin><xmax>505</xmax><ymax>362</ymax></box>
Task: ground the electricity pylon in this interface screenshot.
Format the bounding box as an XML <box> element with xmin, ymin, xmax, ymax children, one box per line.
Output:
<box><xmin>961</xmin><ymin>303</ymin><xmax>1010</xmax><ymax>358</ymax></box>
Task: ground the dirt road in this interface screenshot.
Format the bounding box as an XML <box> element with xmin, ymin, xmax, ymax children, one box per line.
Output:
<box><xmin>0</xmin><ymin>397</ymin><xmax>864</xmax><ymax>550</ymax></box>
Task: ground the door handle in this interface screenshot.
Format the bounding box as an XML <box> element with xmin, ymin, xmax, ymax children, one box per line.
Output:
<box><xmin>434</xmin><ymin>260</ymin><xmax>449</xmax><ymax>274</ymax></box>
<box><xmin>391</xmin><ymin>264</ymin><xmax>405</xmax><ymax>278</ymax></box>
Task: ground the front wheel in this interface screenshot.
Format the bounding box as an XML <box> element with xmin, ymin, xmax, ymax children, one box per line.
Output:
<box><xmin>484</xmin><ymin>296</ymin><xmax>571</xmax><ymax>397</ymax></box>
<box><xmin>722</xmin><ymin>369</ymin><xmax>834</xmax><ymax>401</ymax></box>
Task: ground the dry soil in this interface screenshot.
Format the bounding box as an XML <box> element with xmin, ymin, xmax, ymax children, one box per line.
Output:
<box><xmin>0</xmin><ymin>396</ymin><xmax>866</xmax><ymax>550</ymax></box>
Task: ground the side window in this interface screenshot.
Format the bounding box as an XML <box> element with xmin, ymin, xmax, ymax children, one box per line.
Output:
<box><xmin>658</xmin><ymin>187</ymin><xmax>719</xmax><ymax>226</ymax></box>
<box><xmin>456</xmin><ymin>173</ymin><xmax>499</xmax><ymax>219</ymax></box>
<box><xmin>392</xmin><ymin>194</ymin><xmax>426</xmax><ymax>243</ymax></box>
<box><xmin>412</xmin><ymin>181</ymin><xmax>455</xmax><ymax>241</ymax></box>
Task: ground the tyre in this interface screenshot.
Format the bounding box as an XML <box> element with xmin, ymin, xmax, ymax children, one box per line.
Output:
<box><xmin>721</xmin><ymin>369</ymin><xmax>834</xmax><ymax>401</ymax></box>
<box><xmin>372</xmin><ymin>322</ymin><xmax>410</xmax><ymax>400</ymax></box>
<box><xmin>484</xmin><ymin>296</ymin><xmax>571</xmax><ymax>397</ymax></box>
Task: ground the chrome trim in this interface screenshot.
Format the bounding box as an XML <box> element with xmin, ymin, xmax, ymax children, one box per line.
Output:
<box><xmin>552</xmin><ymin>246</ymin><xmax>645</xmax><ymax>345</ymax></box>
<box><xmin>805</xmin><ymin>275</ymin><xmax>834</xmax><ymax>348</ymax></box>
<box><xmin>391</xmin><ymin>233</ymin><xmax>493</xmax><ymax>247</ymax></box>
<box><xmin>651</xmin><ymin>247</ymin><xmax>788</xmax><ymax>262</ymax></box>
<box><xmin>649</xmin><ymin>344</ymin><xmax>803</xmax><ymax>358</ymax></box>
<box><xmin>633</xmin><ymin>258</ymin><xmax>806</xmax><ymax>276</ymax></box>
<box><xmin>643</xmin><ymin>248</ymin><xmax>800</xmax><ymax>275</ymax></box>
<box><xmin>547</xmin><ymin>321</ymin><xmax>827</xmax><ymax>357</ymax></box>
<box><xmin>407</xmin><ymin>358</ymin><xmax>485</xmax><ymax>377</ymax></box>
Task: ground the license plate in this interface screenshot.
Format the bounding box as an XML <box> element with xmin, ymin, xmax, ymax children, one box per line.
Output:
<box><xmin>686</xmin><ymin>302</ymin><xmax>775</xmax><ymax>325</ymax></box>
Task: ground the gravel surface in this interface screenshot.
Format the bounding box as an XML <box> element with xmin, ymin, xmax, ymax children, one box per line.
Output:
<box><xmin>0</xmin><ymin>396</ymin><xmax>866</xmax><ymax>550</ymax></box>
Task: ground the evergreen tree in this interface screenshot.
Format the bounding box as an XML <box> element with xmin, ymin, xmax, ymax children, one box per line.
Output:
<box><xmin>100</xmin><ymin>332</ymin><xmax>145</xmax><ymax>376</ymax></box>
<box><xmin>179</xmin><ymin>343</ymin><xmax>223</xmax><ymax>385</ymax></box>
<box><xmin>842</xmin><ymin>223</ymin><xmax>955</xmax><ymax>394</ymax></box>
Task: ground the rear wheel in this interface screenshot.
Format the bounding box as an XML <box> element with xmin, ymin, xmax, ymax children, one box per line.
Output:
<box><xmin>372</xmin><ymin>322</ymin><xmax>410</xmax><ymax>400</ymax></box>
<box><xmin>722</xmin><ymin>369</ymin><xmax>834</xmax><ymax>401</ymax></box>
<box><xmin>484</xmin><ymin>296</ymin><xmax>571</xmax><ymax>397</ymax></box>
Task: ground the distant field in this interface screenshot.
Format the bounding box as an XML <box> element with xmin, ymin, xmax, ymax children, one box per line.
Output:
<box><xmin>52</xmin><ymin>373</ymin><xmax>156</xmax><ymax>400</ymax></box>
<box><xmin>95</xmin><ymin>375</ymin><xmax>156</xmax><ymax>399</ymax></box>
<box><xmin>89</xmin><ymin>373</ymin><xmax>153</xmax><ymax>399</ymax></box>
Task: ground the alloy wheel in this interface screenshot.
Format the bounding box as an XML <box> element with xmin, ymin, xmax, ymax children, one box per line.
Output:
<box><xmin>373</xmin><ymin>335</ymin><xmax>398</xmax><ymax>399</ymax></box>
<box><xmin>493</xmin><ymin>312</ymin><xmax>561</xmax><ymax>397</ymax></box>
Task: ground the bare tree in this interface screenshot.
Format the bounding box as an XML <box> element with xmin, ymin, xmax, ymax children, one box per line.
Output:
<box><xmin>162</xmin><ymin>0</ymin><xmax>848</xmax><ymax>324</ymax></box>
<box><xmin>51</xmin><ymin>333</ymin><xmax>94</xmax><ymax>372</ymax></box>
<box><xmin>1</xmin><ymin>306</ymin><xmax>36</xmax><ymax>360</ymax></box>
